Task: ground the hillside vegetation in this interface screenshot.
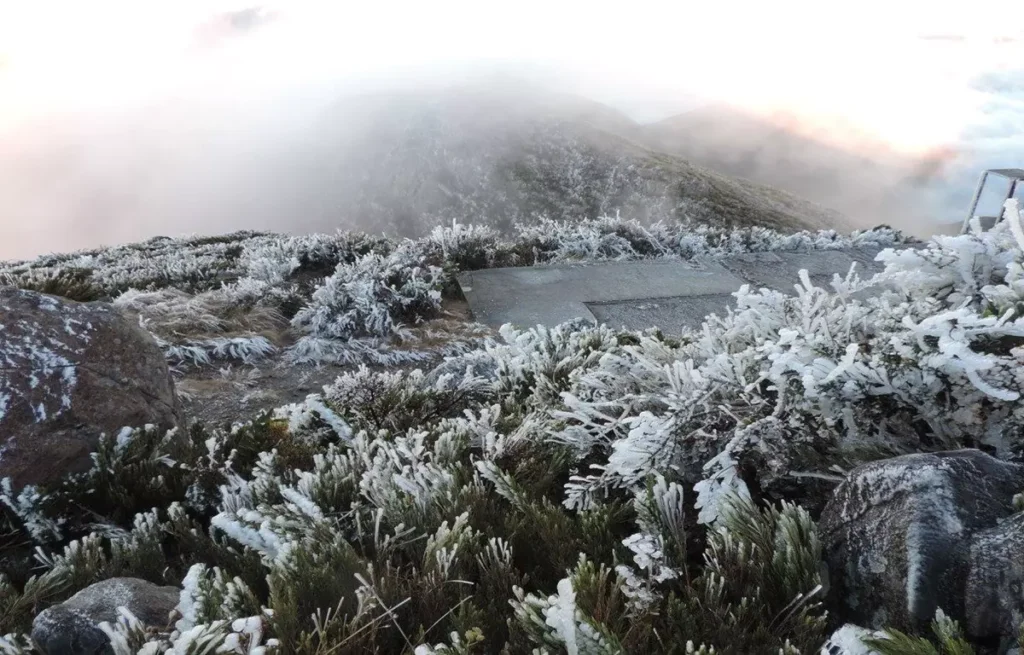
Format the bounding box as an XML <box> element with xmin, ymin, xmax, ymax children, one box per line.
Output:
<box><xmin>3</xmin><ymin>204</ymin><xmax>1024</xmax><ymax>653</ymax></box>
<box><xmin>1</xmin><ymin>216</ymin><xmax>898</xmax><ymax>371</ymax></box>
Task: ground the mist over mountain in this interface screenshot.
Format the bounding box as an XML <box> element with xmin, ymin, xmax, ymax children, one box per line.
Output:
<box><xmin>0</xmin><ymin>80</ymin><xmax>852</xmax><ymax>261</ymax></box>
<box><xmin>290</xmin><ymin>84</ymin><xmax>853</xmax><ymax>235</ymax></box>
<box><xmin>643</xmin><ymin>104</ymin><xmax>959</xmax><ymax>236</ymax></box>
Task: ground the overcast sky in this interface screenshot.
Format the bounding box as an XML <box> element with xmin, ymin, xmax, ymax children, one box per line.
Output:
<box><xmin>1</xmin><ymin>0</ymin><xmax>1022</xmax><ymax>257</ymax></box>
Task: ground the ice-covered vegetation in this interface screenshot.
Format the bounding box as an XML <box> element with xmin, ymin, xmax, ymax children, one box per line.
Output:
<box><xmin>0</xmin><ymin>216</ymin><xmax>903</xmax><ymax>370</ymax></box>
<box><xmin>5</xmin><ymin>208</ymin><xmax>1024</xmax><ymax>653</ymax></box>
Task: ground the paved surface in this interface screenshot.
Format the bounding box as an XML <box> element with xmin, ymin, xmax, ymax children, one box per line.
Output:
<box><xmin>587</xmin><ymin>294</ymin><xmax>737</xmax><ymax>334</ymax></box>
<box><xmin>718</xmin><ymin>249</ymin><xmax>883</xmax><ymax>292</ymax></box>
<box><xmin>458</xmin><ymin>247</ymin><xmax>889</xmax><ymax>333</ymax></box>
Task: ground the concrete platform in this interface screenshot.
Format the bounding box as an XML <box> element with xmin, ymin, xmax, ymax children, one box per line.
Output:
<box><xmin>587</xmin><ymin>294</ymin><xmax>737</xmax><ymax>333</ymax></box>
<box><xmin>718</xmin><ymin>248</ymin><xmax>884</xmax><ymax>293</ymax></box>
<box><xmin>458</xmin><ymin>247</ymin><xmax>892</xmax><ymax>333</ymax></box>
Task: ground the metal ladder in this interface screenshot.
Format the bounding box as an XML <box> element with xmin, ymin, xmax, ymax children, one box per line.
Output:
<box><xmin>960</xmin><ymin>168</ymin><xmax>1024</xmax><ymax>234</ymax></box>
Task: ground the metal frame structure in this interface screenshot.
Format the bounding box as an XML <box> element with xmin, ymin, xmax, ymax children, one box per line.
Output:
<box><xmin>961</xmin><ymin>168</ymin><xmax>1024</xmax><ymax>234</ymax></box>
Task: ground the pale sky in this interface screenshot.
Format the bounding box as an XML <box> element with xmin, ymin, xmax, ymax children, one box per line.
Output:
<box><xmin>0</xmin><ymin>0</ymin><xmax>1022</xmax><ymax>258</ymax></box>
<box><xmin>1</xmin><ymin>0</ymin><xmax>1020</xmax><ymax>149</ymax></box>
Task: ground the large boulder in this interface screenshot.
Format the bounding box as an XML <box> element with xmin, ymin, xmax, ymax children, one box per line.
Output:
<box><xmin>964</xmin><ymin>512</ymin><xmax>1024</xmax><ymax>639</ymax></box>
<box><xmin>0</xmin><ymin>287</ymin><xmax>184</xmax><ymax>489</ymax></box>
<box><xmin>31</xmin><ymin>577</ymin><xmax>181</xmax><ymax>655</ymax></box>
<box><xmin>820</xmin><ymin>449</ymin><xmax>1024</xmax><ymax>637</ymax></box>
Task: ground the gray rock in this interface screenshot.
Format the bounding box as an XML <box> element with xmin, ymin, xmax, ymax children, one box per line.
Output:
<box><xmin>32</xmin><ymin>577</ymin><xmax>181</xmax><ymax>655</ymax></box>
<box><xmin>820</xmin><ymin>449</ymin><xmax>1024</xmax><ymax>635</ymax></box>
<box><xmin>965</xmin><ymin>512</ymin><xmax>1024</xmax><ymax>639</ymax></box>
<box><xmin>0</xmin><ymin>287</ymin><xmax>185</xmax><ymax>490</ymax></box>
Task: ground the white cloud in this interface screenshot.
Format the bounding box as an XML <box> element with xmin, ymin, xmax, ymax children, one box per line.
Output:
<box><xmin>914</xmin><ymin>66</ymin><xmax>1024</xmax><ymax>222</ymax></box>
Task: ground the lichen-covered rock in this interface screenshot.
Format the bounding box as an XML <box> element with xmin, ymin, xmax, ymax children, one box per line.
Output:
<box><xmin>0</xmin><ymin>287</ymin><xmax>184</xmax><ymax>489</ymax></box>
<box><xmin>819</xmin><ymin>449</ymin><xmax>1024</xmax><ymax>634</ymax></box>
<box><xmin>965</xmin><ymin>512</ymin><xmax>1024</xmax><ymax>639</ymax></box>
<box><xmin>31</xmin><ymin>577</ymin><xmax>181</xmax><ymax>655</ymax></box>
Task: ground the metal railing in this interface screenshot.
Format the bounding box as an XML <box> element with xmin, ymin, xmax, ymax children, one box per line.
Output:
<box><xmin>960</xmin><ymin>168</ymin><xmax>1024</xmax><ymax>234</ymax></box>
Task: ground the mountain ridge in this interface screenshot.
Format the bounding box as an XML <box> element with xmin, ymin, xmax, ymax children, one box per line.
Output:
<box><xmin>643</xmin><ymin>101</ymin><xmax>959</xmax><ymax>229</ymax></box>
<box><xmin>0</xmin><ymin>84</ymin><xmax>853</xmax><ymax>259</ymax></box>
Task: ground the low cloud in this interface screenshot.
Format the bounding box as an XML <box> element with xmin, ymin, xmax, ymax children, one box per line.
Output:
<box><xmin>918</xmin><ymin>68</ymin><xmax>1024</xmax><ymax>224</ymax></box>
<box><xmin>2</xmin><ymin>2</ymin><xmax>1023</xmax><ymax>258</ymax></box>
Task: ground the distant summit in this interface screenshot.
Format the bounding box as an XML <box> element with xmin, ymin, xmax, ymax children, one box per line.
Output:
<box><xmin>276</xmin><ymin>84</ymin><xmax>853</xmax><ymax>236</ymax></box>
<box><xmin>644</xmin><ymin>103</ymin><xmax>957</xmax><ymax>230</ymax></box>
<box><xmin>0</xmin><ymin>81</ymin><xmax>855</xmax><ymax>260</ymax></box>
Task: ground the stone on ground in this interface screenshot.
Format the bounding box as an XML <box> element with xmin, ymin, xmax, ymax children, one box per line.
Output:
<box><xmin>819</xmin><ymin>449</ymin><xmax>1024</xmax><ymax>636</ymax></box>
<box><xmin>964</xmin><ymin>512</ymin><xmax>1024</xmax><ymax>639</ymax></box>
<box><xmin>0</xmin><ymin>287</ymin><xmax>184</xmax><ymax>489</ymax></box>
<box><xmin>31</xmin><ymin>577</ymin><xmax>181</xmax><ymax>655</ymax></box>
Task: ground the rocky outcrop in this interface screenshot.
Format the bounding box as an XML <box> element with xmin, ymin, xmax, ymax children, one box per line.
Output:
<box><xmin>31</xmin><ymin>577</ymin><xmax>181</xmax><ymax>655</ymax></box>
<box><xmin>0</xmin><ymin>287</ymin><xmax>184</xmax><ymax>489</ymax></box>
<box><xmin>820</xmin><ymin>449</ymin><xmax>1024</xmax><ymax>638</ymax></box>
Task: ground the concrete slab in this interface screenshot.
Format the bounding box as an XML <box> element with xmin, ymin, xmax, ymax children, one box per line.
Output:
<box><xmin>719</xmin><ymin>248</ymin><xmax>884</xmax><ymax>294</ymax></box>
<box><xmin>460</xmin><ymin>260</ymin><xmax>745</xmax><ymax>300</ymax></box>
<box><xmin>466</xmin><ymin>298</ymin><xmax>597</xmax><ymax>330</ymax></box>
<box><xmin>587</xmin><ymin>294</ymin><xmax>736</xmax><ymax>333</ymax></box>
<box><xmin>458</xmin><ymin>260</ymin><xmax>746</xmax><ymax>329</ymax></box>
<box><xmin>458</xmin><ymin>246</ymin><xmax>901</xmax><ymax>332</ymax></box>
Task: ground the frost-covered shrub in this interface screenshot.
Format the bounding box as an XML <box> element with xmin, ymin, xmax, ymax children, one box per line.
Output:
<box><xmin>543</xmin><ymin>202</ymin><xmax>1024</xmax><ymax>525</ymax></box>
<box><xmin>3</xmin><ymin>425</ymin><xmax>188</xmax><ymax>541</ymax></box>
<box><xmin>0</xmin><ymin>268</ymin><xmax>103</xmax><ymax>302</ymax></box>
<box><xmin>321</xmin><ymin>366</ymin><xmax>492</xmax><ymax>434</ymax></box>
<box><xmin>113</xmin><ymin>284</ymin><xmax>291</xmax><ymax>330</ymax></box>
<box><xmin>290</xmin><ymin>245</ymin><xmax>444</xmax><ymax>342</ymax></box>
<box><xmin>855</xmin><ymin>609</ymin><xmax>1000</xmax><ymax>655</ymax></box>
<box><xmin>514</xmin><ymin>215</ymin><xmax>673</xmax><ymax>261</ymax></box>
<box><xmin>96</xmin><ymin>606</ymin><xmax>279</xmax><ymax>655</ymax></box>
<box><xmin>113</xmin><ymin>288</ymin><xmax>287</xmax><ymax>367</ymax></box>
<box><xmin>10</xmin><ymin>208</ymin><xmax>1021</xmax><ymax>651</ymax></box>
<box><xmin>161</xmin><ymin>336</ymin><xmax>279</xmax><ymax>367</ymax></box>
<box><xmin>238</xmin><ymin>232</ymin><xmax>394</xmax><ymax>285</ymax></box>
<box><xmin>425</xmin><ymin>221</ymin><xmax>507</xmax><ymax>271</ymax></box>
<box><xmin>509</xmin><ymin>491</ymin><xmax>826</xmax><ymax>654</ymax></box>
<box><xmin>0</xmin><ymin>370</ymin><xmax>826</xmax><ymax>653</ymax></box>
<box><xmin>21</xmin><ymin>232</ymin><xmax>264</xmax><ymax>295</ymax></box>
<box><xmin>282</xmin><ymin>336</ymin><xmax>429</xmax><ymax>366</ymax></box>
<box><xmin>513</xmin><ymin>215</ymin><xmax>906</xmax><ymax>264</ymax></box>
